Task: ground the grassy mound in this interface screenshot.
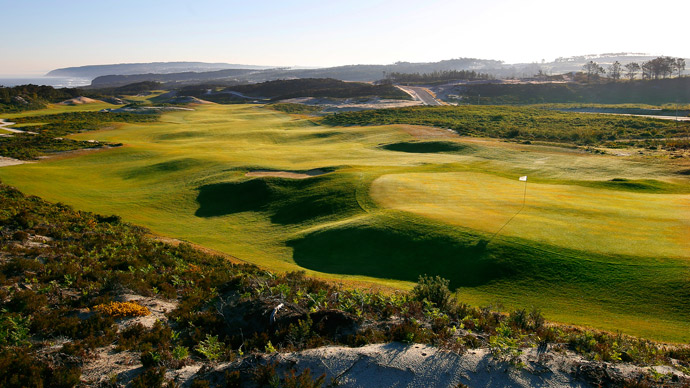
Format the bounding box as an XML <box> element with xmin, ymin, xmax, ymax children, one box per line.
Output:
<box><xmin>195</xmin><ymin>174</ymin><xmax>359</xmax><ymax>225</ymax></box>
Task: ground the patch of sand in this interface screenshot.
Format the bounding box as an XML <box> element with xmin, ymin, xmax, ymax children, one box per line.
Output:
<box><xmin>0</xmin><ymin>156</ymin><xmax>29</xmax><ymax>167</ymax></box>
<box><xmin>246</xmin><ymin>169</ymin><xmax>329</xmax><ymax>179</ymax></box>
<box><xmin>58</xmin><ymin>96</ymin><xmax>103</xmax><ymax>105</ymax></box>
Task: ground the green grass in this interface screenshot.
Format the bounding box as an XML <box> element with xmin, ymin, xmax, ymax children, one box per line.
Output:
<box><xmin>1</xmin><ymin>103</ymin><xmax>689</xmax><ymax>342</ymax></box>
<box><xmin>1</xmin><ymin>102</ymin><xmax>117</xmax><ymax>119</ymax></box>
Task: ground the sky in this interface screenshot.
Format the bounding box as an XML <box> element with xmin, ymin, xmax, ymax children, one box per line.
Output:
<box><xmin>1</xmin><ymin>0</ymin><xmax>689</xmax><ymax>75</ymax></box>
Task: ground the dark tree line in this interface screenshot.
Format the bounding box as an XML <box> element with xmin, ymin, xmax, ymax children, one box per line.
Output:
<box><xmin>385</xmin><ymin>70</ymin><xmax>493</xmax><ymax>84</ymax></box>
<box><xmin>0</xmin><ymin>85</ymin><xmax>80</xmax><ymax>104</ymax></box>
<box><xmin>582</xmin><ymin>57</ymin><xmax>685</xmax><ymax>82</ymax></box>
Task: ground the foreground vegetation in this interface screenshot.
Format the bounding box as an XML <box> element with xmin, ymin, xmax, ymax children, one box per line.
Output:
<box><xmin>1</xmin><ymin>182</ymin><xmax>688</xmax><ymax>387</ymax></box>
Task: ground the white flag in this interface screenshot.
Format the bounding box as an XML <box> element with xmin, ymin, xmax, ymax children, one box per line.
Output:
<box><xmin>519</xmin><ymin>176</ymin><xmax>527</xmax><ymax>181</ymax></box>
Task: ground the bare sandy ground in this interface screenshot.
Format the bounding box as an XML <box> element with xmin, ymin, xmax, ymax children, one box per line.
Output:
<box><xmin>0</xmin><ymin>156</ymin><xmax>28</xmax><ymax>167</ymax></box>
<box><xmin>58</xmin><ymin>96</ymin><xmax>103</xmax><ymax>105</ymax></box>
<box><xmin>246</xmin><ymin>168</ymin><xmax>329</xmax><ymax>179</ymax></box>
<box><xmin>267</xmin><ymin>343</ymin><xmax>592</xmax><ymax>388</ymax></box>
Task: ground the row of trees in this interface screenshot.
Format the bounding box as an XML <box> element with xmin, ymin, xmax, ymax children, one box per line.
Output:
<box><xmin>384</xmin><ymin>70</ymin><xmax>493</xmax><ymax>84</ymax></box>
<box><xmin>582</xmin><ymin>57</ymin><xmax>685</xmax><ymax>81</ymax></box>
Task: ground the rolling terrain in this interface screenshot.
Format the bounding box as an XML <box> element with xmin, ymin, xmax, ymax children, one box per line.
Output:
<box><xmin>1</xmin><ymin>102</ymin><xmax>689</xmax><ymax>342</ymax></box>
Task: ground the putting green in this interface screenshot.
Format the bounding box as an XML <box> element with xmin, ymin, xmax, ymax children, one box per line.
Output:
<box><xmin>371</xmin><ymin>172</ymin><xmax>690</xmax><ymax>259</ymax></box>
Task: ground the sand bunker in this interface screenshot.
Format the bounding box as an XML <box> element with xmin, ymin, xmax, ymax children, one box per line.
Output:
<box><xmin>246</xmin><ymin>169</ymin><xmax>329</xmax><ymax>179</ymax></box>
<box><xmin>58</xmin><ymin>96</ymin><xmax>103</xmax><ymax>105</ymax></box>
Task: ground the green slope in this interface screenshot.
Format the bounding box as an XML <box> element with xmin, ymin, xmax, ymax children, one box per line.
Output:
<box><xmin>1</xmin><ymin>103</ymin><xmax>688</xmax><ymax>342</ymax></box>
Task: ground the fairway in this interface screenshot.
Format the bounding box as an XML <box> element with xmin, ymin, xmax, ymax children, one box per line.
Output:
<box><xmin>1</xmin><ymin>103</ymin><xmax>689</xmax><ymax>342</ymax></box>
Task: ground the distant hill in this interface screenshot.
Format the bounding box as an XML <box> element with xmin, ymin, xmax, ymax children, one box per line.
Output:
<box><xmin>47</xmin><ymin>62</ymin><xmax>271</xmax><ymax>79</ymax></box>
<box><xmin>55</xmin><ymin>54</ymin><xmax>689</xmax><ymax>87</ymax></box>
<box><xmin>86</xmin><ymin>58</ymin><xmax>508</xmax><ymax>87</ymax></box>
<box><xmin>90</xmin><ymin>69</ymin><xmax>262</xmax><ymax>88</ymax></box>
<box><xmin>173</xmin><ymin>78</ymin><xmax>411</xmax><ymax>103</ymax></box>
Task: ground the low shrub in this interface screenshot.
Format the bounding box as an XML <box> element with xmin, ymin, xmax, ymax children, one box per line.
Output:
<box><xmin>411</xmin><ymin>274</ymin><xmax>452</xmax><ymax>311</ymax></box>
<box><xmin>93</xmin><ymin>301</ymin><xmax>151</xmax><ymax>318</ymax></box>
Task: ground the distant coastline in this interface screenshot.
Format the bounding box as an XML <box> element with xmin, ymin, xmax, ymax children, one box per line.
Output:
<box><xmin>0</xmin><ymin>75</ymin><xmax>90</xmax><ymax>88</ymax></box>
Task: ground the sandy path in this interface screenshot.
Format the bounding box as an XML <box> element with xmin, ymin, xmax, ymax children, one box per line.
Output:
<box><xmin>0</xmin><ymin>118</ymin><xmax>37</xmax><ymax>134</ymax></box>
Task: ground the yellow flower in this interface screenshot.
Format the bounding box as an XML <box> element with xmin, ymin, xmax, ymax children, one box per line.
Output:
<box><xmin>93</xmin><ymin>301</ymin><xmax>151</xmax><ymax>318</ymax></box>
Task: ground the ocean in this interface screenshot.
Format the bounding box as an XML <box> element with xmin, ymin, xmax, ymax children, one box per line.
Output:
<box><xmin>0</xmin><ymin>76</ymin><xmax>91</xmax><ymax>88</ymax></box>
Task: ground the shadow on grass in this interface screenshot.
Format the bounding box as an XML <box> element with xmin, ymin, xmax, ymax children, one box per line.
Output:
<box><xmin>122</xmin><ymin>158</ymin><xmax>205</xmax><ymax>180</ymax></box>
<box><xmin>194</xmin><ymin>175</ymin><xmax>360</xmax><ymax>224</ymax></box>
<box><xmin>379</xmin><ymin>141</ymin><xmax>476</xmax><ymax>154</ymax></box>
<box><xmin>288</xmin><ymin>224</ymin><xmax>508</xmax><ymax>288</ymax></box>
<box><xmin>195</xmin><ymin>179</ymin><xmax>272</xmax><ymax>217</ymax></box>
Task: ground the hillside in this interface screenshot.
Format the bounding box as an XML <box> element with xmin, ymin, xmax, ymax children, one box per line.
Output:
<box><xmin>73</xmin><ymin>54</ymin><xmax>690</xmax><ymax>87</ymax></box>
<box><xmin>84</xmin><ymin>58</ymin><xmax>509</xmax><ymax>86</ymax></box>
<box><xmin>90</xmin><ymin>69</ymin><xmax>262</xmax><ymax>88</ymax></box>
<box><xmin>175</xmin><ymin>78</ymin><xmax>411</xmax><ymax>102</ymax></box>
<box><xmin>433</xmin><ymin>78</ymin><xmax>690</xmax><ymax>105</ymax></box>
<box><xmin>47</xmin><ymin>62</ymin><xmax>270</xmax><ymax>79</ymax></box>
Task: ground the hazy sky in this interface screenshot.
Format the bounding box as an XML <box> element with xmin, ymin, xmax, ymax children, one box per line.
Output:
<box><xmin>1</xmin><ymin>0</ymin><xmax>688</xmax><ymax>75</ymax></box>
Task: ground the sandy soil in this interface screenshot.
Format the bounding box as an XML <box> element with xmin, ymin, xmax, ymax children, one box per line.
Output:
<box><xmin>186</xmin><ymin>342</ymin><xmax>689</xmax><ymax>387</ymax></box>
<box><xmin>266</xmin><ymin>343</ymin><xmax>593</xmax><ymax>388</ymax></box>
<box><xmin>246</xmin><ymin>168</ymin><xmax>329</xmax><ymax>179</ymax></box>
<box><xmin>0</xmin><ymin>156</ymin><xmax>28</xmax><ymax>167</ymax></box>
<box><xmin>58</xmin><ymin>96</ymin><xmax>103</xmax><ymax>105</ymax></box>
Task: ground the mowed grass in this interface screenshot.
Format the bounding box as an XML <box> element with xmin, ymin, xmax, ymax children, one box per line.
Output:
<box><xmin>370</xmin><ymin>172</ymin><xmax>690</xmax><ymax>258</ymax></box>
<box><xmin>0</xmin><ymin>103</ymin><xmax>689</xmax><ymax>342</ymax></box>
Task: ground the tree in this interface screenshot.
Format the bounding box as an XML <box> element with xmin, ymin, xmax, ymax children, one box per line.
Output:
<box><xmin>624</xmin><ymin>62</ymin><xmax>640</xmax><ymax>80</ymax></box>
<box><xmin>582</xmin><ymin>61</ymin><xmax>605</xmax><ymax>82</ymax></box>
<box><xmin>607</xmin><ymin>61</ymin><xmax>622</xmax><ymax>80</ymax></box>
<box><xmin>641</xmin><ymin>61</ymin><xmax>653</xmax><ymax>79</ymax></box>
<box><xmin>642</xmin><ymin>57</ymin><xmax>676</xmax><ymax>79</ymax></box>
<box><xmin>674</xmin><ymin>58</ymin><xmax>686</xmax><ymax>78</ymax></box>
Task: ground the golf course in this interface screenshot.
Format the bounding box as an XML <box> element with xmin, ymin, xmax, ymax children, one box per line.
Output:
<box><xmin>1</xmin><ymin>102</ymin><xmax>688</xmax><ymax>342</ymax></box>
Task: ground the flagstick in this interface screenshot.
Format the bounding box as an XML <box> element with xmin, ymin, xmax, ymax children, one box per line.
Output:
<box><xmin>486</xmin><ymin>177</ymin><xmax>527</xmax><ymax>245</ymax></box>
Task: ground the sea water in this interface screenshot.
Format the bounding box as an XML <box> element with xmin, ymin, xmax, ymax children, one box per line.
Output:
<box><xmin>0</xmin><ymin>76</ymin><xmax>91</xmax><ymax>88</ymax></box>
